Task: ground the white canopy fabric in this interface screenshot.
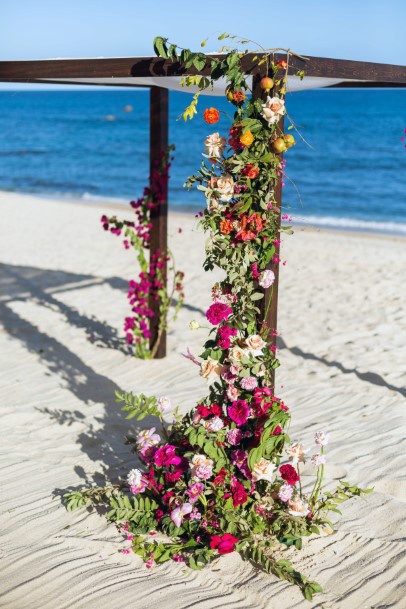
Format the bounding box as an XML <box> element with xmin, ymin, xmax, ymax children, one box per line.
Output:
<box><xmin>35</xmin><ymin>75</ymin><xmax>365</xmax><ymax>93</ymax></box>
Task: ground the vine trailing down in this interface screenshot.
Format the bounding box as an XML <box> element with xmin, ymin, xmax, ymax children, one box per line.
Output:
<box><xmin>65</xmin><ymin>35</ymin><xmax>371</xmax><ymax>600</ymax></box>
<box><xmin>100</xmin><ymin>146</ymin><xmax>184</xmax><ymax>358</ymax></box>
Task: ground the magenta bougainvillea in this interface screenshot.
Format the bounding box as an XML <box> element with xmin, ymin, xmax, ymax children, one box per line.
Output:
<box><xmin>101</xmin><ymin>146</ymin><xmax>184</xmax><ymax>358</ymax></box>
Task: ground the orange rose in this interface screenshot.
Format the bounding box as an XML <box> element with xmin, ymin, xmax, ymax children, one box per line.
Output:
<box><xmin>233</xmin><ymin>90</ymin><xmax>246</xmax><ymax>103</ymax></box>
<box><xmin>203</xmin><ymin>107</ymin><xmax>220</xmax><ymax>124</ymax></box>
<box><xmin>239</xmin><ymin>129</ymin><xmax>254</xmax><ymax>147</ymax></box>
<box><xmin>220</xmin><ymin>219</ymin><xmax>233</xmax><ymax>235</ymax></box>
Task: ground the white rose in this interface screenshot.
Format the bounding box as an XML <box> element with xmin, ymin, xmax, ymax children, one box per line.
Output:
<box><xmin>245</xmin><ymin>334</ymin><xmax>266</xmax><ymax>356</ymax></box>
<box><xmin>261</xmin><ymin>96</ymin><xmax>285</xmax><ymax>125</ymax></box>
<box><xmin>251</xmin><ymin>458</ymin><xmax>275</xmax><ymax>483</ymax></box>
<box><xmin>258</xmin><ymin>269</ymin><xmax>275</xmax><ymax>288</ymax></box>
<box><xmin>190</xmin><ymin>453</ymin><xmax>214</xmax><ymax>477</ymax></box>
<box><xmin>127</xmin><ymin>468</ymin><xmax>143</xmax><ymax>487</ymax></box>
<box><xmin>205</xmin><ymin>416</ymin><xmax>224</xmax><ymax>432</ymax></box>
<box><xmin>204</xmin><ymin>132</ymin><xmax>226</xmax><ymax>159</ymax></box>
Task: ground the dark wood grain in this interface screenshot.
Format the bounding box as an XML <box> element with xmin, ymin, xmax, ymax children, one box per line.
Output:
<box><xmin>148</xmin><ymin>86</ymin><xmax>168</xmax><ymax>358</ymax></box>
<box><xmin>0</xmin><ymin>55</ymin><xmax>405</xmax><ymax>84</ymax></box>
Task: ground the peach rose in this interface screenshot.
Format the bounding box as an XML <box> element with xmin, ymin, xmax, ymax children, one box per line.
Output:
<box><xmin>228</xmin><ymin>346</ymin><xmax>246</xmax><ymax>363</ymax></box>
<box><xmin>226</xmin><ymin>385</ymin><xmax>240</xmax><ymax>402</ymax></box>
<box><xmin>209</xmin><ymin>174</ymin><xmax>235</xmax><ymax>202</ymax></box>
<box><xmin>245</xmin><ymin>334</ymin><xmax>266</xmax><ymax>356</ymax></box>
<box><xmin>261</xmin><ymin>96</ymin><xmax>285</xmax><ymax>125</ymax></box>
<box><xmin>204</xmin><ymin>132</ymin><xmax>226</xmax><ymax>159</ymax></box>
<box><xmin>251</xmin><ymin>458</ymin><xmax>275</xmax><ymax>483</ymax></box>
<box><xmin>191</xmin><ymin>454</ymin><xmax>214</xmax><ymax>468</ymax></box>
<box><xmin>288</xmin><ymin>496</ymin><xmax>310</xmax><ymax>517</ymax></box>
<box><xmin>200</xmin><ymin>358</ymin><xmax>223</xmax><ymax>381</ymax></box>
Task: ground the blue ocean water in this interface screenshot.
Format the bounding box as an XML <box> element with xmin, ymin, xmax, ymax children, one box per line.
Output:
<box><xmin>0</xmin><ymin>89</ymin><xmax>405</xmax><ymax>233</ymax></box>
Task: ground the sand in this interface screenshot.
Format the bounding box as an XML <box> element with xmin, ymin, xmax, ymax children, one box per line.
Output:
<box><xmin>0</xmin><ymin>190</ymin><xmax>405</xmax><ymax>609</ymax></box>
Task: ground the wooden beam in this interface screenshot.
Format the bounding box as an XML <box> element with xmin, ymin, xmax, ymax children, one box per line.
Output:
<box><xmin>253</xmin><ymin>71</ymin><xmax>284</xmax><ymax>385</ymax></box>
<box><xmin>0</xmin><ymin>55</ymin><xmax>405</xmax><ymax>84</ymax></box>
<box><xmin>149</xmin><ymin>86</ymin><xmax>169</xmax><ymax>358</ymax></box>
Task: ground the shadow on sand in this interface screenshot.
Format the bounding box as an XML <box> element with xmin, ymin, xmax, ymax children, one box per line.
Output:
<box><xmin>1</xmin><ymin>261</ymin><xmax>404</xmax><ymax>493</ymax></box>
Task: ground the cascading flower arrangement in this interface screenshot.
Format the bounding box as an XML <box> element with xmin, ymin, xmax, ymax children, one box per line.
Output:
<box><xmin>101</xmin><ymin>146</ymin><xmax>184</xmax><ymax>358</ymax></box>
<box><xmin>65</xmin><ymin>34</ymin><xmax>371</xmax><ymax>600</ymax></box>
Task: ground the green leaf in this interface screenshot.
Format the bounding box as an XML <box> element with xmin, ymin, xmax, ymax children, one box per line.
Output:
<box><xmin>153</xmin><ymin>36</ymin><xmax>169</xmax><ymax>59</ymax></box>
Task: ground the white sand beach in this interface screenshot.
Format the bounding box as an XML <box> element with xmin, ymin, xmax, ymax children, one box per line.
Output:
<box><xmin>0</xmin><ymin>190</ymin><xmax>405</xmax><ymax>609</ymax></box>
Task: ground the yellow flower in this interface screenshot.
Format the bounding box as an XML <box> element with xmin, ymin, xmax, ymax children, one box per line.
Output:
<box><xmin>239</xmin><ymin>129</ymin><xmax>254</xmax><ymax>147</ymax></box>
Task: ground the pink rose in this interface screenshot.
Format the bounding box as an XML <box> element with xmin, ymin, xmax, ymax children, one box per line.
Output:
<box><xmin>206</xmin><ymin>302</ymin><xmax>233</xmax><ymax>325</ymax></box>
<box><xmin>154</xmin><ymin>445</ymin><xmax>182</xmax><ymax>467</ymax></box>
<box><xmin>226</xmin><ymin>428</ymin><xmax>243</xmax><ymax>445</ymax></box>
<box><xmin>240</xmin><ymin>376</ymin><xmax>258</xmax><ymax>391</ymax></box>
<box><xmin>227</xmin><ymin>385</ymin><xmax>240</xmax><ymax>402</ymax></box>
<box><xmin>210</xmin><ymin>533</ymin><xmax>239</xmax><ymax>554</ymax></box>
<box><xmin>228</xmin><ymin>400</ymin><xmax>250</xmax><ymax>426</ymax></box>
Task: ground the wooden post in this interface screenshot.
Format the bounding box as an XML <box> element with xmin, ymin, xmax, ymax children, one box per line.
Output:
<box><xmin>149</xmin><ymin>86</ymin><xmax>169</xmax><ymax>358</ymax></box>
<box><xmin>253</xmin><ymin>72</ymin><xmax>285</xmax><ymax>382</ymax></box>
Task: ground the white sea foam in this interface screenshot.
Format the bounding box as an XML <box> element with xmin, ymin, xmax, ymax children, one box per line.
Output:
<box><xmin>292</xmin><ymin>214</ymin><xmax>406</xmax><ymax>235</ymax></box>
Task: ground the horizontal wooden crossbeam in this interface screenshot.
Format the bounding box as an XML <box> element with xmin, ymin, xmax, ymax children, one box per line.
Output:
<box><xmin>0</xmin><ymin>54</ymin><xmax>405</xmax><ymax>84</ymax></box>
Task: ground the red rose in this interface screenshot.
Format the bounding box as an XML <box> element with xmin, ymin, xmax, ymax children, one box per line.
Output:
<box><xmin>197</xmin><ymin>403</ymin><xmax>223</xmax><ymax>418</ymax></box>
<box><xmin>197</xmin><ymin>404</ymin><xmax>211</xmax><ymax>418</ymax></box>
<box><xmin>272</xmin><ymin>425</ymin><xmax>282</xmax><ymax>435</ymax></box>
<box><xmin>213</xmin><ymin>468</ymin><xmax>227</xmax><ymax>486</ymax></box>
<box><xmin>242</xmin><ymin>164</ymin><xmax>259</xmax><ymax>179</ymax></box>
<box><xmin>231</xmin><ymin>480</ymin><xmax>248</xmax><ymax>507</ymax></box>
<box><xmin>279</xmin><ymin>464</ymin><xmax>300</xmax><ymax>486</ymax></box>
<box><xmin>210</xmin><ymin>403</ymin><xmax>223</xmax><ymax>417</ymax></box>
<box><xmin>210</xmin><ymin>533</ymin><xmax>239</xmax><ymax>554</ymax></box>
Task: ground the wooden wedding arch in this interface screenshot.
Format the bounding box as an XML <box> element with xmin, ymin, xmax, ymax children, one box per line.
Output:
<box><xmin>1</xmin><ymin>54</ymin><xmax>405</xmax><ymax>359</ymax></box>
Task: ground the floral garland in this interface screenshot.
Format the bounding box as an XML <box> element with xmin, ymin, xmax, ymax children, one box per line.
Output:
<box><xmin>101</xmin><ymin>146</ymin><xmax>184</xmax><ymax>358</ymax></box>
<box><xmin>65</xmin><ymin>35</ymin><xmax>371</xmax><ymax>600</ymax></box>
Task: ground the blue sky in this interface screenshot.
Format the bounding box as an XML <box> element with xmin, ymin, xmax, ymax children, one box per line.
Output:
<box><xmin>1</xmin><ymin>0</ymin><xmax>405</xmax><ymax>63</ymax></box>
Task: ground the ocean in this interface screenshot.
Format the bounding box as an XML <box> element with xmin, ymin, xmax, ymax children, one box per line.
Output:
<box><xmin>0</xmin><ymin>88</ymin><xmax>405</xmax><ymax>233</ymax></box>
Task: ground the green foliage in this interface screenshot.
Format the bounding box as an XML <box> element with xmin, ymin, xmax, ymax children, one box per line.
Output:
<box><xmin>238</xmin><ymin>539</ymin><xmax>323</xmax><ymax>600</ymax></box>
<box><xmin>63</xmin><ymin>485</ymin><xmax>117</xmax><ymax>511</ymax></box>
<box><xmin>107</xmin><ymin>493</ymin><xmax>158</xmax><ymax>522</ymax></box>
<box><xmin>115</xmin><ymin>390</ymin><xmax>160</xmax><ymax>420</ymax></box>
